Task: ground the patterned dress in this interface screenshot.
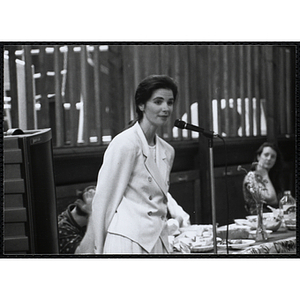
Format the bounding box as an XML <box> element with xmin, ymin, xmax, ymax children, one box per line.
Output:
<box><xmin>58</xmin><ymin>204</ymin><xmax>86</xmax><ymax>254</ymax></box>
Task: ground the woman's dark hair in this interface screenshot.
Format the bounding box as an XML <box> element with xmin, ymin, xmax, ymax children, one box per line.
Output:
<box><xmin>252</xmin><ymin>142</ymin><xmax>284</xmax><ymax>195</ymax></box>
<box><xmin>134</xmin><ymin>75</ymin><xmax>178</xmax><ymax>121</ymax></box>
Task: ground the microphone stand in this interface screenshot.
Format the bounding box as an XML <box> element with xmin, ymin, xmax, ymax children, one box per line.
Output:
<box><xmin>174</xmin><ymin>120</ymin><xmax>218</xmax><ymax>253</ymax></box>
<box><xmin>207</xmin><ymin>137</ymin><xmax>218</xmax><ymax>254</ymax></box>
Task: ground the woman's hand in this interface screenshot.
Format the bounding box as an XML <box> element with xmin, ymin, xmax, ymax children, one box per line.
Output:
<box><xmin>255</xmin><ymin>163</ymin><xmax>269</xmax><ymax>176</ymax></box>
<box><xmin>254</xmin><ymin>169</ymin><xmax>278</xmax><ymax>206</ymax></box>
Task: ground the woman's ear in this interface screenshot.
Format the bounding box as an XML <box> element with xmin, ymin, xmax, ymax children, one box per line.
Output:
<box><xmin>138</xmin><ymin>104</ymin><xmax>145</xmax><ymax>112</ymax></box>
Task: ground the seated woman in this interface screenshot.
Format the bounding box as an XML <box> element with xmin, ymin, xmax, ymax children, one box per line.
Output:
<box><xmin>243</xmin><ymin>142</ymin><xmax>284</xmax><ymax>215</ymax></box>
<box><xmin>58</xmin><ymin>186</ymin><xmax>95</xmax><ymax>254</ymax></box>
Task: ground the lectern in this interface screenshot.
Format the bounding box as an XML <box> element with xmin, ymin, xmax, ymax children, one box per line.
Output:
<box><xmin>4</xmin><ymin>128</ymin><xmax>59</xmax><ymax>254</ymax></box>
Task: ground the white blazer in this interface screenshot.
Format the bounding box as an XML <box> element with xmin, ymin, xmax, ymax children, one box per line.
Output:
<box><xmin>76</xmin><ymin>122</ymin><xmax>175</xmax><ymax>254</ymax></box>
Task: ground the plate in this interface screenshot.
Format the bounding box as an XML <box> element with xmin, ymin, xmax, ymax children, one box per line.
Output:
<box><xmin>217</xmin><ymin>239</ymin><xmax>256</xmax><ymax>250</ymax></box>
<box><xmin>286</xmin><ymin>224</ymin><xmax>296</xmax><ymax>230</ymax></box>
<box><xmin>191</xmin><ymin>244</ymin><xmax>214</xmax><ymax>253</ymax></box>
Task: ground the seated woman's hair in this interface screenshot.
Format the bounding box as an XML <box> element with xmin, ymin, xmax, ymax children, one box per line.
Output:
<box><xmin>75</xmin><ymin>186</ymin><xmax>96</xmax><ymax>216</ymax></box>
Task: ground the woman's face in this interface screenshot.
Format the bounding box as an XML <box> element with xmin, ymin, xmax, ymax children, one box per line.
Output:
<box><xmin>257</xmin><ymin>146</ymin><xmax>277</xmax><ymax>170</ymax></box>
<box><xmin>139</xmin><ymin>88</ymin><xmax>174</xmax><ymax>127</ymax></box>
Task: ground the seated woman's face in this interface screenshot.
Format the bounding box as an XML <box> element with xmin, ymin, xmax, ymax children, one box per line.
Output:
<box><xmin>257</xmin><ymin>146</ymin><xmax>277</xmax><ymax>170</ymax></box>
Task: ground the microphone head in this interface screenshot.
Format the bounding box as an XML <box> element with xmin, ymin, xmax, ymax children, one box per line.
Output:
<box><xmin>174</xmin><ymin>119</ymin><xmax>186</xmax><ymax>129</ymax></box>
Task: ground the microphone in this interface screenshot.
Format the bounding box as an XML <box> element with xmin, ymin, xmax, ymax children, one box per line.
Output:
<box><xmin>174</xmin><ymin>119</ymin><xmax>217</xmax><ymax>138</ymax></box>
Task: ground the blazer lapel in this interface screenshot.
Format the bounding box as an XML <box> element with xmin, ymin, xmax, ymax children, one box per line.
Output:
<box><xmin>135</xmin><ymin>123</ymin><xmax>168</xmax><ymax>198</ymax></box>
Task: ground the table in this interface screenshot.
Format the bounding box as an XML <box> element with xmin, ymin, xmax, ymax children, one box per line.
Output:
<box><xmin>210</xmin><ymin>228</ymin><xmax>296</xmax><ymax>255</ymax></box>
<box><xmin>233</xmin><ymin>229</ymin><xmax>296</xmax><ymax>254</ymax></box>
<box><xmin>171</xmin><ymin>227</ymin><xmax>297</xmax><ymax>255</ymax></box>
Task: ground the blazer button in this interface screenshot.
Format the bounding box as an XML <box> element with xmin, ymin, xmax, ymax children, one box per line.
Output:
<box><xmin>149</xmin><ymin>195</ymin><xmax>152</xmax><ymax>200</ymax></box>
<box><xmin>161</xmin><ymin>215</ymin><xmax>165</xmax><ymax>220</ymax></box>
<box><xmin>148</xmin><ymin>177</ymin><xmax>152</xmax><ymax>182</ymax></box>
<box><xmin>148</xmin><ymin>211</ymin><xmax>153</xmax><ymax>216</ymax></box>
<box><xmin>163</xmin><ymin>197</ymin><xmax>167</xmax><ymax>204</ymax></box>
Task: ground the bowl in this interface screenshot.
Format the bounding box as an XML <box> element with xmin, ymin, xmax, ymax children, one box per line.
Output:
<box><xmin>265</xmin><ymin>218</ymin><xmax>282</xmax><ymax>232</ymax></box>
<box><xmin>285</xmin><ymin>219</ymin><xmax>296</xmax><ymax>230</ymax></box>
<box><xmin>246</xmin><ymin>213</ymin><xmax>282</xmax><ymax>232</ymax></box>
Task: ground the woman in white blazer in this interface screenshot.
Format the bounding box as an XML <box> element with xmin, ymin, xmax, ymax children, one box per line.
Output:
<box><xmin>76</xmin><ymin>75</ymin><xmax>180</xmax><ymax>254</ymax></box>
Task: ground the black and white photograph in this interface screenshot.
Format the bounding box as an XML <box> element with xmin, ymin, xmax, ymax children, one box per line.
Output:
<box><xmin>1</xmin><ymin>4</ymin><xmax>299</xmax><ymax>297</ymax></box>
<box><xmin>2</xmin><ymin>43</ymin><xmax>298</xmax><ymax>257</ymax></box>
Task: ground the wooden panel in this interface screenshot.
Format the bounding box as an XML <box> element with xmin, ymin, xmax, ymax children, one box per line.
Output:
<box><xmin>229</xmin><ymin>46</ymin><xmax>238</xmax><ymax>137</ymax></box>
<box><xmin>285</xmin><ymin>48</ymin><xmax>293</xmax><ymax>134</ymax></box>
<box><xmin>4</xmin><ymin>179</ymin><xmax>25</xmax><ymax>194</ymax></box>
<box><xmin>172</xmin><ymin>46</ymin><xmax>183</xmax><ymax>140</ymax></box>
<box><xmin>4</xmin><ymin>194</ymin><xmax>24</xmax><ymax>208</ymax></box>
<box><xmin>180</xmin><ymin>45</ymin><xmax>191</xmax><ymax>125</ymax></box>
<box><xmin>212</xmin><ymin>46</ymin><xmax>222</xmax><ymax>134</ymax></box>
<box><xmin>122</xmin><ymin>46</ymin><xmax>135</xmax><ymax>125</ymax></box>
<box><xmin>108</xmin><ymin>46</ymin><xmax>125</xmax><ymax>137</ymax></box>
<box><xmin>80</xmin><ymin>45</ymin><xmax>89</xmax><ymax>145</ymax></box>
<box><xmin>5</xmin><ymin>223</ymin><xmax>27</xmax><ymax>236</ymax></box>
<box><xmin>24</xmin><ymin>45</ymin><xmax>35</xmax><ymax>129</ymax></box>
<box><xmin>188</xmin><ymin>46</ymin><xmax>199</xmax><ymax>115</ymax></box>
<box><xmin>246</xmin><ymin>45</ymin><xmax>254</xmax><ymax>136</ymax></box>
<box><xmin>93</xmin><ymin>46</ymin><xmax>102</xmax><ymax>144</ymax></box>
<box><xmin>170</xmin><ymin>170</ymin><xmax>199</xmax><ymax>184</ymax></box>
<box><xmin>278</xmin><ymin>47</ymin><xmax>286</xmax><ymax>135</ymax></box>
<box><xmin>138</xmin><ymin>45</ymin><xmax>160</xmax><ymax>78</ymax></box>
<box><xmin>169</xmin><ymin>170</ymin><xmax>201</xmax><ymax>224</ymax></box>
<box><xmin>4</xmin><ymin>236</ymin><xmax>29</xmax><ymax>252</ymax></box>
<box><xmin>4</xmin><ymin>137</ymin><xmax>19</xmax><ymax>149</ymax></box>
<box><xmin>160</xmin><ymin>45</ymin><xmax>181</xmax><ymax>138</ymax></box>
<box><xmin>7</xmin><ymin>46</ymin><xmax>19</xmax><ymax>127</ymax></box>
<box><xmin>4</xmin><ymin>207</ymin><xmax>27</xmax><ymax>222</ymax></box>
<box><xmin>222</xmin><ymin>46</ymin><xmax>230</xmax><ymax>136</ymax></box>
<box><xmin>4</xmin><ymin>149</ymin><xmax>23</xmax><ymax>163</ymax></box>
<box><xmin>4</xmin><ymin>163</ymin><xmax>22</xmax><ymax>179</ymax></box>
<box><xmin>207</xmin><ymin>46</ymin><xmax>214</xmax><ymax>131</ymax></box>
<box><xmin>66</xmin><ymin>45</ymin><xmax>77</xmax><ymax>146</ymax></box>
<box><xmin>239</xmin><ymin>46</ymin><xmax>246</xmax><ymax>136</ymax></box>
<box><xmin>54</xmin><ymin>45</ymin><xmax>64</xmax><ymax>147</ymax></box>
<box><xmin>214</xmin><ymin>165</ymin><xmax>249</xmax><ymax>226</ymax></box>
<box><xmin>37</xmin><ymin>45</ymin><xmax>50</xmax><ymax>128</ymax></box>
<box><xmin>264</xmin><ymin>46</ymin><xmax>277</xmax><ymax>140</ymax></box>
<box><xmin>253</xmin><ymin>46</ymin><xmax>261</xmax><ymax>135</ymax></box>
